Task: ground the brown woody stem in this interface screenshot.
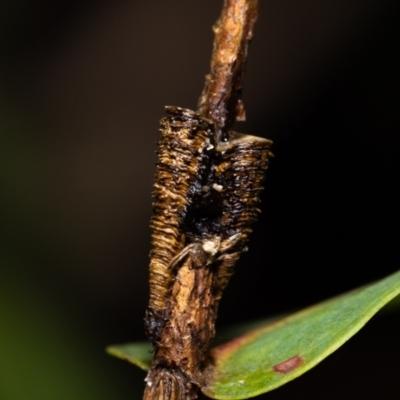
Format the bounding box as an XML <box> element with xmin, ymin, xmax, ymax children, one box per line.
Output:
<box><xmin>198</xmin><ymin>0</ymin><xmax>259</xmax><ymax>142</ymax></box>
<box><xmin>144</xmin><ymin>2</ymin><xmax>266</xmax><ymax>399</ymax></box>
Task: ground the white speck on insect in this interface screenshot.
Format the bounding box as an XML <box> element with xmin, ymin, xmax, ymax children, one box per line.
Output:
<box><xmin>202</xmin><ymin>238</ymin><xmax>220</xmax><ymax>255</ymax></box>
<box><xmin>212</xmin><ymin>183</ymin><xmax>223</xmax><ymax>192</ymax></box>
<box><xmin>205</xmin><ymin>138</ymin><xmax>214</xmax><ymax>150</ymax></box>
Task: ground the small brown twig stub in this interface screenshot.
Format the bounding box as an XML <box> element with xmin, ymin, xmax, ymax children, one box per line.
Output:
<box><xmin>197</xmin><ymin>0</ymin><xmax>259</xmax><ymax>142</ymax></box>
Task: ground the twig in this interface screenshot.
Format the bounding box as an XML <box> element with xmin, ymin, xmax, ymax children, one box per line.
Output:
<box><xmin>198</xmin><ymin>0</ymin><xmax>259</xmax><ymax>142</ymax></box>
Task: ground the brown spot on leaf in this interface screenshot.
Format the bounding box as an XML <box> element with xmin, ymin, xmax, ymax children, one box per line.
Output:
<box><xmin>273</xmin><ymin>356</ymin><xmax>303</xmax><ymax>374</ymax></box>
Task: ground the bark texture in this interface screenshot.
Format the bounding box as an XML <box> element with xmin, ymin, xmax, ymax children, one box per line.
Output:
<box><xmin>198</xmin><ymin>0</ymin><xmax>259</xmax><ymax>141</ymax></box>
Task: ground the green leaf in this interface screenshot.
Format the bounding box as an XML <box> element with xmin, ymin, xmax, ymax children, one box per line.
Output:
<box><xmin>213</xmin><ymin>316</ymin><xmax>285</xmax><ymax>347</ymax></box>
<box><xmin>106</xmin><ymin>342</ymin><xmax>152</xmax><ymax>371</ymax></box>
<box><xmin>106</xmin><ymin>270</ymin><xmax>400</xmax><ymax>399</ymax></box>
<box><xmin>203</xmin><ymin>270</ymin><xmax>400</xmax><ymax>399</ymax></box>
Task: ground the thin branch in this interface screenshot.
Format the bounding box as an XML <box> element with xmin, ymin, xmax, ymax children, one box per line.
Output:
<box><xmin>198</xmin><ymin>0</ymin><xmax>259</xmax><ymax>142</ymax></box>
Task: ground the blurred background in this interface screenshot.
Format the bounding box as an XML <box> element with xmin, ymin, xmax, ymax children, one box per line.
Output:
<box><xmin>1</xmin><ymin>0</ymin><xmax>399</xmax><ymax>399</ymax></box>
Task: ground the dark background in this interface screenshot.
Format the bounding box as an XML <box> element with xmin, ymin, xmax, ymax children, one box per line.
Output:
<box><xmin>1</xmin><ymin>0</ymin><xmax>399</xmax><ymax>399</ymax></box>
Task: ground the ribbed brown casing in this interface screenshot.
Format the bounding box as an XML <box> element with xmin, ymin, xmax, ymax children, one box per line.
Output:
<box><xmin>148</xmin><ymin>106</ymin><xmax>215</xmax><ymax>315</ymax></box>
<box><xmin>144</xmin><ymin>106</ymin><xmax>272</xmax><ymax>400</ymax></box>
<box><xmin>211</xmin><ymin>133</ymin><xmax>273</xmax><ymax>302</ymax></box>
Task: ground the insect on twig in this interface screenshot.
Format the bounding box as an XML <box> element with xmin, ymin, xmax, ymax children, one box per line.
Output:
<box><xmin>143</xmin><ymin>1</ymin><xmax>272</xmax><ymax>399</ymax></box>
